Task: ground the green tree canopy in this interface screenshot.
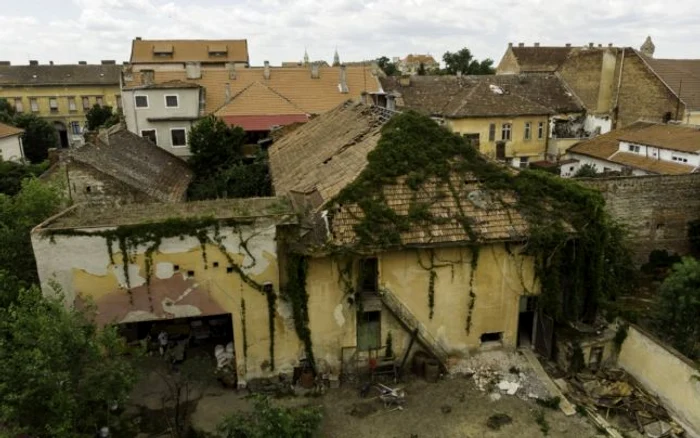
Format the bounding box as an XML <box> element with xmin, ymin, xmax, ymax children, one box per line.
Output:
<box><xmin>188</xmin><ymin>115</ymin><xmax>245</xmax><ymax>175</ymax></box>
<box><xmin>442</xmin><ymin>48</ymin><xmax>495</xmax><ymax>75</ymax></box>
<box><xmin>376</xmin><ymin>56</ymin><xmax>398</xmax><ymax>76</ymax></box>
<box><xmin>573</xmin><ymin>163</ymin><xmax>599</xmax><ymax>178</ymax></box>
<box><xmin>0</xmin><ymin>287</ymin><xmax>138</xmax><ymax>437</ymax></box>
<box><xmin>217</xmin><ymin>395</ymin><xmax>322</xmax><ymax>438</ymax></box>
<box><xmin>12</xmin><ymin>113</ymin><xmax>57</xmax><ymax>163</ymax></box>
<box><xmin>0</xmin><ymin>98</ymin><xmax>16</xmax><ymax>124</ymax></box>
<box><xmin>656</xmin><ymin>257</ymin><xmax>700</xmax><ymax>359</ymax></box>
<box><xmin>0</xmin><ymin>160</ymin><xmax>49</xmax><ymax>196</ymax></box>
<box><xmin>85</xmin><ymin>104</ymin><xmax>117</xmax><ymax>131</ymax></box>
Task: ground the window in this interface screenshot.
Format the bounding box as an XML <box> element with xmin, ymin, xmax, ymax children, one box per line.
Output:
<box><xmin>480</xmin><ymin>332</ymin><xmax>503</xmax><ymax>343</ymax></box>
<box><xmin>519</xmin><ymin>156</ymin><xmax>529</xmax><ymax>169</ymax></box>
<box><xmin>359</xmin><ymin>258</ymin><xmax>378</xmax><ymax>292</ymax></box>
<box><xmin>628</xmin><ymin>144</ymin><xmax>641</xmax><ymax>153</ymax></box>
<box><xmin>68</xmin><ymin>97</ymin><xmax>77</xmax><ymax>112</ymax></box>
<box><xmin>115</xmin><ymin>95</ymin><xmax>122</xmax><ymax>109</ymax></box>
<box><xmin>134</xmin><ymin>95</ymin><xmax>149</xmax><ymax>108</ymax></box>
<box><xmin>141</xmin><ymin>129</ymin><xmax>157</xmax><ymax>145</ymax></box>
<box><xmin>501</xmin><ymin>123</ymin><xmax>512</xmax><ymax>141</ymax></box>
<box><xmin>70</xmin><ymin>121</ymin><xmax>81</xmax><ymax>135</ymax></box>
<box><xmin>165</xmin><ymin>95</ymin><xmax>179</xmax><ymax>108</ymax></box>
<box><xmin>95</xmin><ymin>96</ymin><xmax>103</xmax><ymax>106</ymax></box>
<box><xmin>49</xmin><ymin>98</ymin><xmax>58</xmax><ymax>112</ymax></box>
<box><xmin>463</xmin><ymin>133</ymin><xmax>480</xmax><ymax>149</ymax></box>
<box><xmin>82</xmin><ymin>96</ymin><xmax>90</xmax><ymax>111</ymax></box>
<box><xmin>496</xmin><ymin>141</ymin><xmax>506</xmax><ymax>160</ymax></box>
<box><xmin>524</xmin><ymin>122</ymin><xmax>532</xmax><ymax>140</ymax></box>
<box><xmin>488</xmin><ymin>123</ymin><xmax>496</xmax><ymax>142</ymax></box>
<box><xmin>170</xmin><ymin>128</ymin><xmax>187</xmax><ymax>147</ymax></box>
<box><xmin>537</xmin><ymin>121</ymin><xmax>545</xmax><ymax>139</ymax></box>
<box><xmin>30</xmin><ymin>98</ymin><xmax>39</xmax><ymax>112</ymax></box>
<box><xmin>672</xmin><ymin>155</ymin><xmax>689</xmax><ymax>163</ymax></box>
<box><xmin>357</xmin><ymin>311</ymin><xmax>381</xmax><ymax>350</ymax></box>
<box><xmin>14</xmin><ymin>98</ymin><xmax>23</xmax><ymax>113</ymax></box>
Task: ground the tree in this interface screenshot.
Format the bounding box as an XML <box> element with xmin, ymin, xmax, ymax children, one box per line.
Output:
<box><xmin>0</xmin><ymin>286</ymin><xmax>138</xmax><ymax>436</ymax></box>
<box><xmin>188</xmin><ymin>150</ymin><xmax>272</xmax><ymax>200</ymax></box>
<box><xmin>417</xmin><ymin>62</ymin><xmax>427</xmax><ymax>76</ymax></box>
<box><xmin>0</xmin><ymin>160</ymin><xmax>48</xmax><ymax>196</ymax></box>
<box><xmin>376</xmin><ymin>56</ymin><xmax>398</xmax><ymax>76</ymax></box>
<box><xmin>217</xmin><ymin>395</ymin><xmax>322</xmax><ymax>438</ymax></box>
<box><xmin>188</xmin><ymin>115</ymin><xmax>245</xmax><ymax>176</ymax></box>
<box><xmin>572</xmin><ymin>163</ymin><xmax>599</xmax><ymax>178</ymax></box>
<box><xmin>656</xmin><ymin>257</ymin><xmax>700</xmax><ymax>359</ymax></box>
<box><xmin>13</xmin><ymin>113</ymin><xmax>57</xmax><ymax>163</ymax></box>
<box><xmin>442</xmin><ymin>48</ymin><xmax>495</xmax><ymax>75</ymax></box>
<box><xmin>85</xmin><ymin>104</ymin><xmax>116</xmax><ymax>131</ymax></box>
<box><xmin>0</xmin><ymin>98</ymin><xmax>16</xmax><ymax>124</ymax></box>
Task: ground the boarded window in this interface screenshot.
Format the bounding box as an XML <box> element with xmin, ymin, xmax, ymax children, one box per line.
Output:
<box><xmin>68</xmin><ymin>97</ymin><xmax>77</xmax><ymax>111</ymax></box>
<box><xmin>357</xmin><ymin>311</ymin><xmax>381</xmax><ymax>350</ymax></box>
<box><xmin>488</xmin><ymin>123</ymin><xmax>496</xmax><ymax>142</ymax></box>
<box><xmin>82</xmin><ymin>96</ymin><xmax>90</xmax><ymax>111</ymax></box>
<box><xmin>49</xmin><ymin>98</ymin><xmax>58</xmax><ymax>111</ymax></box>
<box><xmin>30</xmin><ymin>98</ymin><xmax>38</xmax><ymax>112</ymax></box>
<box><xmin>496</xmin><ymin>141</ymin><xmax>506</xmax><ymax>160</ymax></box>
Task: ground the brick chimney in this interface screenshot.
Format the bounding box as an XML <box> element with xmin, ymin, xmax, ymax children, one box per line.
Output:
<box><xmin>101</xmin><ymin>60</ymin><xmax>116</xmax><ymax>65</ymax></box>
<box><xmin>508</xmin><ymin>42</ymin><xmax>513</xmax><ymax>48</ymax></box>
<box><xmin>338</xmin><ymin>64</ymin><xmax>348</xmax><ymax>93</ymax></box>
<box><xmin>49</xmin><ymin>61</ymin><xmax>54</xmax><ymax>65</ymax></box>
<box><xmin>534</xmin><ymin>42</ymin><xmax>540</xmax><ymax>47</ymax></box>
<box><xmin>263</xmin><ymin>61</ymin><xmax>270</xmax><ymax>80</ymax></box>
<box><xmin>518</xmin><ymin>42</ymin><xmax>524</xmax><ymax>47</ymax></box>
<box><xmin>29</xmin><ymin>60</ymin><xmax>38</xmax><ymax>66</ymax></box>
<box><xmin>311</xmin><ymin>63</ymin><xmax>320</xmax><ymax>79</ymax></box>
<box><xmin>78</xmin><ymin>61</ymin><xmax>87</xmax><ymax>65</ymax></box>
<box><xmin>565</xmin><ymin>43</ymin><xmax>571</xmax><ymax>47</ymax></box>
<box><xmin>588</xmin><ymin>42</ymin><xmax>594</xmax><ymax>48</ymax></box>
<box><xmin>135</xmin><ymin>36</ymin><xmax>142</xmax><ymax>41</ymax></box>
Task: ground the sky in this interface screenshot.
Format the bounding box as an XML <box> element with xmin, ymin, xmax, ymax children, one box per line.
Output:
<box><xmin>0</xmin><ymin>0</ymin><xmax>698</xmax><ymax>67</ymax></box>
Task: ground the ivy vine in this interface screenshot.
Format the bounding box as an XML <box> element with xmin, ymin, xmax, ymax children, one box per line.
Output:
<box><xmin>283</xmin><ymin>253</ymin><xmax>315</xmax><ymax>368</ymax></box>
<box><xmin>241</xmin><ymin>298</ymin><xmax>248</xmax><ymax>361</ymax></box>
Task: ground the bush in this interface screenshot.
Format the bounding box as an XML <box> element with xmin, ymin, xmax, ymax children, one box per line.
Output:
<box><xmin>217</xmin><ymin>395</ymin><xmax>322</xmax><ymax>438</ymax></box>
<box><xmin>656</xmin><ymin>257</ymin><xmax>700</xmax><ymax>359</ymax></box>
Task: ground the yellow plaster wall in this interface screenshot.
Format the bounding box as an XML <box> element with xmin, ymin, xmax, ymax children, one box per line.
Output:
<box><xmin>447</xmin><ymin>116</ymin><xmax>549</xmax><ymax>162</ymax></box>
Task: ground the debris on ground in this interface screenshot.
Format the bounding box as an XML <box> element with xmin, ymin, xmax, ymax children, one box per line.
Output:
<box><xmin>566</xmin><ymin>368</ymin><xmax>685</xmax><ymax>436</ymax></box>
<box><xmin>347</xmin><ymin>402</ymin><xmax>379</xmax><ymax>418</ymax></box>
<box><xmin>486</xmin><ymin>413</ymin><xmax>513</xmax><ymax>430</ymax></box>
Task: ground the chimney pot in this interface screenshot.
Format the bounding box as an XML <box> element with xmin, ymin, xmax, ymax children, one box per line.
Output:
<box><xmin>29</xmin><ymin>60</ymin><xmax>38</xmax><ymax>66</ymax></box>
<box><xmin>263</xmin><ymin>60</ymin><xmax>270</xmax><ymax>80</ymax></box>
<box><xmin>565</xmin><ymin>43</ymin><xmax>571</xmax><ymax>47</ymax></box>
<box><xmin>518</xmin><ymin>42</ymin><xmax>524</xmax><ymax>47</ymax></box>
<box><xmin>588</xmin><ymin>42</ymin><xmax>594</xmax><ymax>48</ymax></box>
<box><xmin>101</xmin><ymin>60</ymin><xmax>116</xmax><ymax>65</ymax></box>
<box><xmin>534</xmin><ymin>42</ymin><xmax>540</xmax><ymax>47</ymax></box>
<box><xmin>135</xmin><ymin>36</ymin><xmax>142</xmax><ymax>41</ymax></box>
<box><xmin>608</xmin><ymin>43</ymin><xmax>613</xmax><ymax>47</ymax></box>
<box><xmin>598</xmin><ymin>44</ymin><xmax>602</xmax><ymax>48</ymax></box>
<box><xmin>49</xmin><ymin>61</ymin><xmax>54</xmax><ymax>66</ymax></box>
<box><xmin>0</xmin><ymin>61</ymin><xmax>10</xmax><ymax>66</ymax></box>
<box><xmin>508</xmin><ymin>42</ymin><xmax>513</xmax><ymax>48</ymax></box>
<box><xmin>78</xmin><ymin>61</ymin><xmax>87</xmax><ymax>65</ymax></box>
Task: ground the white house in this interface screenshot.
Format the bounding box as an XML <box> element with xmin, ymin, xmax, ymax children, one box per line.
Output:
<box><xmin>121</xmin><ymin>80</ymin><xmax>202</xmax><ymax>158</ymax></box>
<box><xmin>0</xmin><ymin>122</ymin><xmax>24</xmax><ymax>162</ymax></box>
<box><xmin>566</xmin><ymin>121</ymin><xmax>700</xmax><ymax>176</ymax></box>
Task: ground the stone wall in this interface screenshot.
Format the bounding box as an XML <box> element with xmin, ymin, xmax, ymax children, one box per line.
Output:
<box><xmin>65</xmin><ymin>161</ymin><xmax>155</xmax><ymax>205</ymax></box>
<box><xmin>581</xmin><ymin>173</ymin><xmax>700</xmax><ymax>264</ymax></box>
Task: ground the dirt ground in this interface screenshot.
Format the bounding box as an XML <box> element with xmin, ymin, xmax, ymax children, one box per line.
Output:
<box><xmin>189</xmin><ymin>374</ymin><xmax>603</xmax><ymax>438</ymax></box>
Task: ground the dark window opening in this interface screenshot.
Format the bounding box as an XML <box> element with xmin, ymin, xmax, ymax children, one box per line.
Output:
<box><xmin>213</xmin><ymin>262</ymin><xmax>219</xmax><ymax>268</ymax></box>
<box><xmin>187</xmin><ymin>270</ymin><xmax>194</xmax><ymax>276</ymax></box>
<box><xmin>226</xmin><ymin>266</ymin><xmax>234</xmax><ymax>273</ymax></box>
<box><xmin>359</xmin><ymin>258</ymin><xmax>378</xmax><ymax>292</ymax></box>
<box><xmin>480</xmin><ymin>332</ymin><xmax>503</xmax><ymax>343</ymax></box>
<box><xmin>463</xmin><ymin>133</ymin><xmax>480</xmax><ymax>149</ymax></box>
<box><xmin>496</xmin><ymin>141</ymin><xmax>506</xmax><ymax>160</ymax></box>
<box><xmin>357</xmin><ymin>311</ymin><xmax>381</xmax><ymax>351</ymax></box>
<box><xmin>173</xmin><ymin>265</ymin><xmax>180</xmax><ymax>271</ymax></box>
<box><xmin>85</xmin><ymin>186</ymin><xmax>91</xmax><ymax>193</ymax></box>
<box><xmin>141</xmin><ymin>129</ymin><xmax>157</xmax><ymax>145</ymax></box>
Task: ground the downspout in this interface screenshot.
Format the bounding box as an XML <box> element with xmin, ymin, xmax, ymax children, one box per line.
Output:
<box><xmin>613</xmin><ymin>48</ymin><xmax>626</xmax><ymax>128</ymax></box>
<box><xmin>675</xmin><ymin>79</ymin><xmax>683</xmax><ymax>121</ymax></box>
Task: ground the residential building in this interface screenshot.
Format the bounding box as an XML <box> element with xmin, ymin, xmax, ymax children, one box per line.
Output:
<box><xmin>43</xmin><ymin>124</ymin><xmax>192</xmax><ymax>203</ymax></box>
<box><xmin>377</xmin><ymin>74</ymin><xmax>584</xmax><ymax>166</ymax></box>
<box><xmin>496</xmin><ymin>38</ymin><xmax>698</xmax><ymax>129</ymax></box>
<box><xmin>0</xmin><ymin>122</ymin><xmax>24</xmax><ymax>162</ymax></box>
<box><xmin>0</xmin><ymin>61</ymin><xmax>121</xmax><ymax>148</ymax></box>
<box><xmin>393</xmin><ymin>54</ymin><xmax>440</xmax><ymax>75</ymax></box>
<box><xmin>567</xmin><ymin>121</ymin><xmax>700</xmax><ymax>176</ymax></box>
<box><xmin>129</xmin><ymin>38</ymin><xmax>249</xmax><ymax>71</ymax></box>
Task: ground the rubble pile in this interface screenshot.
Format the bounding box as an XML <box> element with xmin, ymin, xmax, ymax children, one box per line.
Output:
<box><xmin>566</xmin><ymin>368</ymin><xmax>685</xmax><ymax>437</ymax></box>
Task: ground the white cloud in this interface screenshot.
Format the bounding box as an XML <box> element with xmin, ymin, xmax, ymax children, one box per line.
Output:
<box><xmin>0</xmin><ymin>0</ymin><xmax>698</xmax><ymax>66</ymax></box>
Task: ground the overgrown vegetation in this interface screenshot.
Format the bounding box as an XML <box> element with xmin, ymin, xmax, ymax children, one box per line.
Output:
<box><xmin>572</xmin><ymin>163</ymin><xmax>599</xmax><ymax>178</ymax></box>
<box><xmin>85</xmin><ymin>104</ymin><xmax>120</xmax><ymax>131</ymax></box>
<box><xmin>536</xmin><ymin>396</ymin><xmax>561</xmax><ymax>410</ymax></box>
<box><xmin>1</xmin><ymin>98</ymin><xmax>58</xmax><ymax>163</ymax></box>
<box><xmin>442</xmin><ymin>47</ymin><xmax>495</xmax><ymax>75</ymax></box>
<box><xmin>283</xmin><ymin>253</ymin><xmax>315</xmax><ymax>368</ymax></box>
<box><xmin>534</xmin><ymin>409</ymin><xmax>550</xmax><ymax>436</ymax></box>
<box><xmin>187</xmin><ymin>116</ymin><xmax>272</xmax><ymax>200</ymax></box>
<box><xmin>217</xmin><ymin>395</ymin><xmax>322</xmax><ymax>438</ymax></box>
<box><xmin>0</xmin><ymin>159</ymin><xmax>49</xmax><ymax>196</ymax></box>
<box><xmin>330</xmin><ymin>111</ymin><xmax>633</xmax><ymax>324</ymax></box>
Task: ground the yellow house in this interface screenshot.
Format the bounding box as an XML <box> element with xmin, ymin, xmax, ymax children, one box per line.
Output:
<box><xmin>0</xmin><ymin>61</ymin><xmax>122</xmax><ymax>148</ymax></box>
<box><xmin>379</xmin><ymin>74</ymin><xmax>584</xmax><ymax>167</ymax></box>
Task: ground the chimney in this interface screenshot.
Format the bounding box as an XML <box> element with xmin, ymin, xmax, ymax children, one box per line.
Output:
<box><xmin>598</xmin><ymin>44</ymin><xmax>602</xmax><ymax>48</ymax></box>
<box><xmin>518</xmin><ymin>42</ymin><xmax>524</xmax><ymax>47</ymax></box>
<box><xmin>588</xmin><ymin>42</ymin><xmax>594</xmax><ymax>48</ymax></box>
<box><xmin>565</xmin><ymin>43</ymin><xmax>571</xmax><ymax>47</ymax></box>
<box><xmin>226</xmin><ymin>62</ymin><xmax>236</xmax><ymax>79</ymax></box>
<box><xmin>508</xmin><ymin>42</ymin><xmax>513</xmax><ymax>48</ymax></box>
<box><xmin>311</xmin><ymin>63</ymin><xmax>320</xmax><ymax>79</ymax></box>
<box><xmin>338</xmin><ymin>64</ymin><xmax>348</xmax><ymax>93</ymax></box>
<box><xmin>122</xmin><ymin>61</ymin><xmax>129</xmax><ymax>65</ymax></box>
<box><xmin>78</xmin><ymin>61</ymin><xmax>87</xmax><ymax>65</ymax></box>
<box><xmin>263</xmin><ymin>60</ymin><xmax>270</xmax><ymax>80</ymax></box>
<box><xmin>101</xmin><ymin>60</ymin><xmax>116</xmax><ymax>65</ymax></box>
<box><xmin>49</xmin><ymin>61</ymin><xmax>54</xmax><ymax>66</ymax></box>
<box><xmin>29</xmin><ymin>60</ymin><xmax>38</xmax><ymax>66</ymax></box>
<box><xmin>225</xmin><ymin>83</ymin><xmax>231</xmax><ymax>103</ymax></box>
<box><xmin>135</xmin><ymin>36</ymin><xmax>142</xmax><ymax>41</ymax></box>
<box><xmin>534</xmin><ymin>42</ymin><xmax>540</xmax><ymax>47</ymax></box>
<box><xmin>608</xmin><ymin>43</ymin><xmax>613</xmax><ymax>47</ymax></box>
<box><xmin>0</xmin><ymin>61</ymin><xmax>10</xmax><ymax>66</ymax></box>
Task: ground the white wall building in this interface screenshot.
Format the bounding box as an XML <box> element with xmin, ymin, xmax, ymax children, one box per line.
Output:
<box><xmin>0</xmin><ymin>123</ymin><xmax>24</xmax><ymax>162</ymax></box>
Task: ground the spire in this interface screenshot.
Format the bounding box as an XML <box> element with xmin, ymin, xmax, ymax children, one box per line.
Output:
<box><xmin>303</xmin><ymin>48</ymin><xmax>309</xmax><ymax>66</ymax></box>
<box><xmin>640</xmin><ymin>36</ymin><xmax>655</xmax><ymax>58</ymax></box>
<box><xmin>333</xmin><ymin>47</ymin><xmax>340</xmax><ymax>67</ymax></box>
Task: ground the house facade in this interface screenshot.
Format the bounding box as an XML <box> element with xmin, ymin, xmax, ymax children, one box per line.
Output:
<box><xmin>0</xmin><ymin>122</ymin><xmax>24</xmax><ymax>162</ymax></box>
<box><xmin>0</xmin><ymin>61</ymin><xmax>121</xmax><ymax>148</ymax></box>
<box><xmin>393</xmin><ymin>54</ymin><xmax>440</xmax><ymax>75</ymax></box>
<box><xmin>567</xmin><ymin>121</ymin><xmax>700</xmax><ymax>176</ymax></box>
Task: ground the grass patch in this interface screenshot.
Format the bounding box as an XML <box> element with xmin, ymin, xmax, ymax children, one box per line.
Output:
<box><xmin>534</xmin><ymin>410</ymin><xmax>550</xmax><ymax>436</ymax></box>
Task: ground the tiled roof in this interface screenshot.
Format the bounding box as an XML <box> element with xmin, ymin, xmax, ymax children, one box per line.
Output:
<box><xmin>215</xmin><ymin>81</ymin><xmax>307</xmax><ymax>116</ymax></box>
<box><xmin>380</xmin><ymin>74</ymin><xmax>583</xmax><ymax>117</ymax></box>
<box><xmin>0</xmin><ymin>64</ymin><xmax>121</xmax><ymax>86</ymax></box>
<box><xmin>124</xmin><ymin>65</ymin><xmax>381</xmax><ymax>117</ymax></box>
<box><xmin>220</xmin><ymin>115</ymin><xmax>310</xmax><ymax>131</ymax></box>
<box><xmin>510</xmin><ymin>46</ymin><xmax>574</xmax><ymax>72</ymax></box>
<box><xmin>617</xmin><ymin>123</ymin><xmax>700</xmax><ymax>153</ymax></box>
<box><xmin>640</xmin><ymin>55</ymin><xmax>700</xmax><ymax>110</ymax></box>
<box><xmin>130</xmin><ymin>39</ymin><xmax>249</xmax><ymax>64</ymax></box>
<box><xmin>403</xmin><ymin>54</ymin><xmax>439</xmax><ymax>65</ymax></box>
<box><xmin>122</xmin><ymin>79</ymin><xmax>201</xmax><ymax>90</ymax></box>
<box><xmin>0</xmin><ymin>122</ymin><xmax>23</xmax><ymax>139</ymax></box>
<box><xmin>68</xmin><ymin>125</ymin><xmax>193</xmax><ymax>202</ymax></box>
<box><xmin>568</xmin><ymin>121</ymin><xmax>696</xmax><ymax>175</ymax></box>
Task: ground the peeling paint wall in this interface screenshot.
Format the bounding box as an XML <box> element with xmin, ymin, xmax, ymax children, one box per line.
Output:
<box><xmin>31</xmin><ymin>220</ymin><xmax>301</xmax><ymax>381</ymax></box>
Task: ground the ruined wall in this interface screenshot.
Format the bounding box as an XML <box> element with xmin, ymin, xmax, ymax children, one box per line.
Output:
<box><xmin>65</xmin><ymin>162</ymin><xmax>155</xmax><ymax>205</ymax></box>
<box><xmin>305</xmin><ymin>244</ymin><xmax>538</xmax><ymax>373</ymax></box>
<box><xmin>581</xmin><ymin>174</ymin><xmax>700</xmax><ymax>263</ymax></box>
<box><xmin>617</xmin><ymin>51</ymin><xmax>684</xmax><ymax>127</ymax></box>
<box><xmin>31</xmin><ymin>219</ymin><xmax>301</xmax><ymax>382</ymax></box>
<box><xmin>618</xmin><ymin>325</ymin><xmax>700</xmax><ymax>436</ymax></box>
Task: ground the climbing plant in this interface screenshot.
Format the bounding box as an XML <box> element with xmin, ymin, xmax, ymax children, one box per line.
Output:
<box><xmin>283</xmin><ymin>253</ymin><xmax>315</xmax><ymax>368</ymax></box>
<box><xmin>328</xmin><ymin>111</ymin><xmax>634</xmax><ymax>324</ymax></box>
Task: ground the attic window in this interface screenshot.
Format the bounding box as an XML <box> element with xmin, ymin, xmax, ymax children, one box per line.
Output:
<box><xmin>489</xmin><ymin>84</ymin><xmax>504</xmax><ymax>95</ymax></box>
<box><xmin>153</xmin><ymin>44</ymin><xmax>174</xmax><ymax>56</ymax></box>
<box><xmin>208</xmin><ymin>45</ymin><xmax>228</xmax><ymax>56</ymax></box>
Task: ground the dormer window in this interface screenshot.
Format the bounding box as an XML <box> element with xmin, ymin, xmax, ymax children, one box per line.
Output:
<box><xmin>207</xmin><ymin>44</ymin><xmax>228</xmax><ymax>57</ymax></box>
<box><xmin>152</xmin><ymin>43</ymin><xmax>173</xmax><ymax>57</ymax></box>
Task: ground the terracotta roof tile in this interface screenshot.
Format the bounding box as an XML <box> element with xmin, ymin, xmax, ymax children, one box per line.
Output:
<box><xmin>0</xmin><ymin>122</ymin><xmax>23</xmax><ymax>139</ymax></box>
<box><xmin>130</xmin><ymin>39</ymin><xmax>249</xmax><ymax>64</ymax></box>
<box><xmin>641</xmin><ymin>55</ymin><xmax>700</xmax><ymax>110</ymax></box>
<box><xmin>215</xmin><ymin>81</ymin><xmax>307</xmax><ymax>116</ymax></box>
<box><xmin>608</xmin><ymin>151</ymin><xmax>694</xmax><ymax>175</ymax></box>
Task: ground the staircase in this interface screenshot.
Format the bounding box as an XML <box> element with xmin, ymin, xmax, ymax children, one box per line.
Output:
<box><xmin>378</xmin><ymin>287</ymin><xmax>449</xmax><ymax>370</ymax></box>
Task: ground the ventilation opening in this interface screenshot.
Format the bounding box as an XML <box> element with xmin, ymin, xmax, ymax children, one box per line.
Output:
<box><xmin>173</xmin><ymin>264</ymin><xmax>180</xmax><ymax>271</ymax></box>
<box><xmin>187</xmin><ymin>270</ymin><xmax>195</xmax><ymax>277</ymax></box>
<box><xmin>213</xmin><ymin>262</ymin><xmax>219</xmax><ymax>268</ymax></box>
<box><xmin>480</xmin><ymin>332</ymin><xmax>503</xmax><ymax>343</ymax></box>
<box><xmin>226</xmin><ymin>266</ymin><xmax>234</xmax><ymax>273</ymax></box>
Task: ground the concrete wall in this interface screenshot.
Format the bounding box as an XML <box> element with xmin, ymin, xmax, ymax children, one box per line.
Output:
<box><xmin>305</xmin><ymin>244</ymin><xmax>538</xmax><ymax>372</ymax></box>
<box><xmin>581</xmin><ymin>173</ymin><xmax>700</xmax><ymax>263</ymax></box>
<box><xmin>31</xmin><ymin>218</ymin><xmax>301</xmax><ymax>381</ymax></box>
<box><xmin>0</xmin><ymin>135</ymin><xmax>23</xmax><ymax>161</ymax></box>
<box><xmin>618</xmin><ymin>325</ymin><xmax>700</xmax><ymax>437</ymax></box>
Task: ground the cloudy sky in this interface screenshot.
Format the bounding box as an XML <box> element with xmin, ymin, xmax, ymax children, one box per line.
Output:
<box><xmin>1</xmin><ymin>0</ymin><xmax>698</xmax><ymax>67</ymax></box>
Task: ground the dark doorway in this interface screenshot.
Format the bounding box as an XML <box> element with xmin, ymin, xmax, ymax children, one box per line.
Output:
<box><xmin>53</xmin><ymin>122</ymin><xmax>69</xmax><ymax>148</ymax></box>
<box><xmin>517</xmin><ymin>295</ymin><xmax>537</xmax><ymax>347</ymax></box>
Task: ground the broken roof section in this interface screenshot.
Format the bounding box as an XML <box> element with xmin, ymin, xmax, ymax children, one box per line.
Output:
<box><xmin>379</xmin><ymin>74</ymin><xmax>583</xmax><ymax>118</ymax></box>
